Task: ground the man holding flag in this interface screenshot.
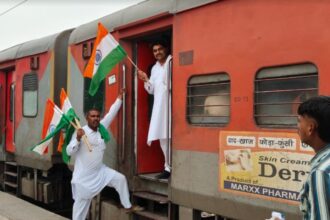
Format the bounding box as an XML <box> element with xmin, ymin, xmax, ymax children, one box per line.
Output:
<box><xmin>137</xmin><ymin>40</ymin><xmax>172</xmax><ymax>179</ymax></box>
<box><xmin>67</xmin><ymin>89</ymin><xmax>143</xmax><ymax>220</ymax></box>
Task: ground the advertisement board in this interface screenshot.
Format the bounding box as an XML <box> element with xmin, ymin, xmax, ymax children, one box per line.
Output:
<box><xmin>219</xmin><ymin>131</ymin><xmax>314</xmax><ymax>204</ymax></box>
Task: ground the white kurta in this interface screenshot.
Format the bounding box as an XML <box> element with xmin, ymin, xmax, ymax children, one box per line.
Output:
<box><xmin>67</xmin><ymin>99</ymin><xmax>122</xmax><ymax>200</ymax></box>
<box><xmin>144</xmin><ymin>55</ymin><xmax>172</xmax><ymax>145</ymax></box>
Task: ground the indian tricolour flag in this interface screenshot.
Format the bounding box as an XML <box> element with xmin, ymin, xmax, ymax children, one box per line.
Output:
<box><xmin>57</xmin><ymin>88</ymin><xmax>74</xmax><ymax>152</ymax></box>
<box><xmin>57</xmin><ymin>89</ymin><xmax>78</xmax><ymax>163</ymax></box>
<box><xmin>84</xmin><ymin>22</ymin><xmax>127</xmax><ymax>96</ymax></box>
<box><xmin>31</xmin><ymin>99</ymin><xmax>68</xmax><ymax>155</ymax></box>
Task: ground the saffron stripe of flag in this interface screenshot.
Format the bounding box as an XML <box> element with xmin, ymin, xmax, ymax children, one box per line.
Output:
<box><xmin>83</xmin><ymin>22</ymin><xmax>127</xmax><ymax>96</ymax></box>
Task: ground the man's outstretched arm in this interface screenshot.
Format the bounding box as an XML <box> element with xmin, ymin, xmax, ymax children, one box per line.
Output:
<box><xmin>101</xmin><ymin>89</ymin><xmax>125</xmax><ymax>128</ymax></box>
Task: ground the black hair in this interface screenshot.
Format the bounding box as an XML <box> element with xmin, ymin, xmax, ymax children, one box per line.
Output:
<box><xmin>151</xmin><ymin>39</ymin><xmax>168</xmax><ymax>49</ymax></box>
<box><xmin>86</xmin><ymin>107</ymin><xmax>101</xmax><ymax>116</ymax></box>
<box><xmin>298</xmin><ymin>96</ymin><xmax>330</xmax><ymax>142</ymax></box>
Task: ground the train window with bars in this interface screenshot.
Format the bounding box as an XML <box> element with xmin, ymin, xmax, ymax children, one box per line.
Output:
<box><xmin>83</xmin><ymin>78</ymin><xmax>105</xmax><ymax>114</ymax></box>
<box><xmin>187</xmin><ymin>73</ymin><xmax>230</xmax><ymax>125</ymax></box>
<box><xmin>23</xmin><ymin>73</ymin><xmax>38</xmax><ymax>117</ymax></box>
<box><xmin>254</xmin><ymin>63</ymin><xmax>318</xmax><ymax>127</ymax></box>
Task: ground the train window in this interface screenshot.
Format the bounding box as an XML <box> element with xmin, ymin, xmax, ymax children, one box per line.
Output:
<box><xmin>23</xmin><ymin>73</ymin><xmax>38</xmax><ymax>117</ymax></box>
<box><xmin>187</xmin><ymin>73</ymin><xmax>230</xmax><ymax>125</ymax></box>
<box><xmin>254</xmin><ymin>63</ymin><xmax>318</xmax><ymax>127</ymax></box>
<box><xmin>82</xmin><ymin>41</ymin><xmax>94</xmax><ymax>59</ymax></box>
<box><xmin>83</xmin><ymin>78</ymin><xmax>105</xmax><ymax>114</ymax></box>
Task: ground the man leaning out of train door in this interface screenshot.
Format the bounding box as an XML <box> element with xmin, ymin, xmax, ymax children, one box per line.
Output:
<box><xmin>66</xmin><ymin>89</ymin><xmax>143</xmax><ymax>220</ymax></box>
<box><xmin>137</xmin><ymin>39</ymin><xmax>172</xmax><ymax>179</ymax></box>
<box><xmin>297</xmin><ymin>96</ymin><xmax>330</xmax><ymax>220</ymax></box>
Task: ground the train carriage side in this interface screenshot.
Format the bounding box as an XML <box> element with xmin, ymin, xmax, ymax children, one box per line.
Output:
<box><xmin>0</xmin><ymin>44</ymin><xmax>21</xmax><ymax>190</ymax></box>
<box><xmin>171</xmin><ymin>0</ymin><xmax>329</xmax><ymax>219</ymax></box>
<box><xmin>68</xmin><ymin>1</ymin><xmax>177</xmax><ymax>219</ymax></box>
<box><xmin>68</xmin><ymin>19</ymin><xmax>136</xmax><ymax>219</ymax></box>
<box><xmin>0</xmin><ymin>30</ymin><xmax>72</xmax><ymax>205</ymax></box>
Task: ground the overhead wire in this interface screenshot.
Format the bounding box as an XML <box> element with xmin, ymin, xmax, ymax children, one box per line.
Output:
<box><xmin>0</xmin><ymin>0</ymin><xmax>28</xmax><ymax>17</ymax></box>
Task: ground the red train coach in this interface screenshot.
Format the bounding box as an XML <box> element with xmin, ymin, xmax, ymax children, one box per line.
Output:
<box><xmin>0</xmin><ymin>30</ymin><xmax>72</xmax><ymax>206</ymax></box>
<box><xmin>68</xmin><ymin>0</ymin><xmax>328</xmax><ymax>219</ymax></box>
<box><xmin>0</xmin><ymin>0</ymin><xmax>328</xmax><ymax>219</ymax></box>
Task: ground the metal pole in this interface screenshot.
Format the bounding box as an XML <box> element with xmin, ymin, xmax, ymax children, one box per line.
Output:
<box><xmin>120</xmin><ymin>64</ymin><xmax>126</xmax><ymax>163</ymax></box>
<box><xmin>133</xmin><ymin>43</ymin><xmax>138</xmax><ymax>171</ymax></box>
<box><xmin>166</xmin><ymin>58</ymin><xmax>172</xmax><ymax>170</ymax></box>
<box><xmin>34</xmin><ymin>168</ymin><xmax>37</xmax><ymax>200</ymax></box>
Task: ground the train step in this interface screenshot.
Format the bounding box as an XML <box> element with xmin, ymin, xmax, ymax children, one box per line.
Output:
<box><xmin>133</xmin><ymin>191</ymin><xmax>169</xmax><ymax>220</ymax></box>
<box><xmin>4</xmin><ymin>171</ymin><xmax>18</xmax><ymax>177</ymax></box>
<box><xmin>4</xmin><ymin>161</ymin><xmax>18</xmax><ymax>195</ymax></box>
<box><xmin>4</xmin><ymin>181</ymin><xmax>18</xmax><ymax>188</ymax></box>
<box><xmin>134</xmin><ymin>174</ymin><xmax>169</xmax><ymax>196</ymax></box>
<box><xmin>133</xmin><ymin>191</ymin><xmax>169</xmax><ymax>204</ymax></box>
<box><xmin>138</xmin><ymin>173</ymin><xmax>169</xmax><ymax>184</ymax></box>
<box><xmin>5</xmin><ymin>161</ymin><xmax>17</xmax><ymax>166</ymax></box>
<box><xmin>133</xmin><ymin>210</ymin><xmax>168</xmax><ymax>220</ymax></box>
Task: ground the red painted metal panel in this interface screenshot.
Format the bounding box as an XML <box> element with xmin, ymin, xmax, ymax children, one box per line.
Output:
<box><xmin>1</xmin><ymin>53</ymin><xmax>51</xmax><ymax>154</ymax></box>
<box><xmin>13</xmin><ymin>53</ymin><xmax>51</xmax><ymax>130</ymax></box>
<box><xmin>172</xmin><ymin>0</ymin><xmax>330</xmax><ymax>153</ymax></box>
<box><xmin>70</xmin><ymin>44</ymin><xmax>86</xmax><ymax>75</ymax></box>
<box><xmin>137</xmin><ymin>42</ymin><xmax>164</xmax><ymax>174</ymax></box>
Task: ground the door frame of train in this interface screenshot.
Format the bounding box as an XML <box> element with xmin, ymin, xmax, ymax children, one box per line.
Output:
<box><xmin>133</xmin><ymin>36</ymin><xmax>172</xmax><ymax>174</ymax></box>
<box><xmin>5</xmin><ymin>71</ymin><xmax>15</xmax><ymax>153</ymax></box>
<box><xmin>0</xmin><ymin>71</ymin><xmax>6</xmax><ymax>158</ymax></box>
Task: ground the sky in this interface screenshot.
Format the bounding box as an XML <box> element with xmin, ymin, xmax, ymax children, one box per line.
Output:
<box><xmin>0</xmin><ymin>0</ymin><xmax>145</xmax><ymax>51</ymax></box>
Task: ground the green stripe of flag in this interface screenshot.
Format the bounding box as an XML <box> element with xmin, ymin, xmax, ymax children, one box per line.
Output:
<box><xmin>89</xmin><ymin>45</ymin><xmax>126</xmax><ymax>96</ymax></box>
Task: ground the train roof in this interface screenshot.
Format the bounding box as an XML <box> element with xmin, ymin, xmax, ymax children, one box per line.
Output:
<box><xmin>0</xmin><ymin>44</ymin><xmax>22</xmax><ymax>63</ymax></box>
<box><xmin>69</xmin><ymin>0</ymin><xmax>218</xmax><ymax>45</ymax></box>
<box><xmin>0</xmin><ymin>29</ymin><xmax>72</xmax><ymax>63</ymax></box>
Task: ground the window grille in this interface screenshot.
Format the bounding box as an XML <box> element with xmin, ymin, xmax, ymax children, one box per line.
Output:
<box><xmin>23</xmin><ymin>73</ymin><xmax>38</xmax><ymax>117</ymax></box>
<box><xmin>254</xmin><ymin>63</ymin><xmax>318</xmax><ymax>127</ymax></box>
<box><xmin>187</xmin><ymin>73</ymin><xmax>230</xmax><ymax>125</ymax></box>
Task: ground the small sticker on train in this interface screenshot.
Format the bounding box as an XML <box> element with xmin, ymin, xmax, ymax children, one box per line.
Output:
<box><xmin>108</xmin><ymin>75</ymin><xmax>116</xmax><ymax>85</ymax></box>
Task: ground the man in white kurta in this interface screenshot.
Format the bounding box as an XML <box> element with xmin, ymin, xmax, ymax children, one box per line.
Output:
<box><xmin>67</xmin><ymin>93</ymin><xmax>141</xmax><ymax>220</ymax></box>
<box><xmin>138</xmin><ymin>41</ymin><xmax>172</xmax><ymax>179</ymax></box>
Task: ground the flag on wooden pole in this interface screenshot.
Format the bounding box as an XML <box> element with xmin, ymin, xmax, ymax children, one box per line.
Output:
<box><xmin>31</xmin><ymin>99</ymin><xmax>70</xmax><ymax>155</ymax></box>
<box><xmin>57</xmin><ymin>89</ymin><xmax>79</xmax><ymax>163</ymax></box>
<box><xmin>84</xmin><ymin>22</ymin><xmax>127</xmax><ymax>96</ymax></box>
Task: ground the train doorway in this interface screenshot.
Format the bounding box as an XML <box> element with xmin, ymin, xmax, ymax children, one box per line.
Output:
<box><xmin>134</xmin><ymin>31</ymin><xmax>172</xmax><ymax>175</ymax></box>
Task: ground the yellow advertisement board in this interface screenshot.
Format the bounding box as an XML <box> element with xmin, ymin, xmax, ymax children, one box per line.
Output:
<box><xmin>219</xmin><ymin>131</ymin><xmax>314</xmax><ymax>204</ymax></box>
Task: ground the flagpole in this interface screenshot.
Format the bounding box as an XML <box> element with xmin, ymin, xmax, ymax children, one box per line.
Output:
<box><xmin>74</xmin><ymin>118</ymin><xmax>93</xmax><ymax>152</ymax></box>
<box><xmin>53</xmin><ymin>105</ymin><xmax>93</xmax><ymax>152</ymax></box>
<box><xmin>53</xmin><ymin>105</ymin><xmax>79</xmax><ymax>129</ymax></box>
<box><xmin>126</xmin><ymin>56</ymin><xmax>138</xmax><ymax>70</ymax></box>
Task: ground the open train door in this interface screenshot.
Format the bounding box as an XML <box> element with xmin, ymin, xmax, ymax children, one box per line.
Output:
<box><xmin>5</xmin><ymin>71</ymin><xmax>15</xmax><ymax>153</ymax></box>
<box><xmin>135</xmin><ymin>41</ymin><xmax>165</xmax><ymax>174</ymax></box>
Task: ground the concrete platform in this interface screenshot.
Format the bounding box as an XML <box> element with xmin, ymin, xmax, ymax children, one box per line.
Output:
<box><xmin>0</xmin><ymin>192</ymin><xmax>68</xmax><ymax>220</ymax></box>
